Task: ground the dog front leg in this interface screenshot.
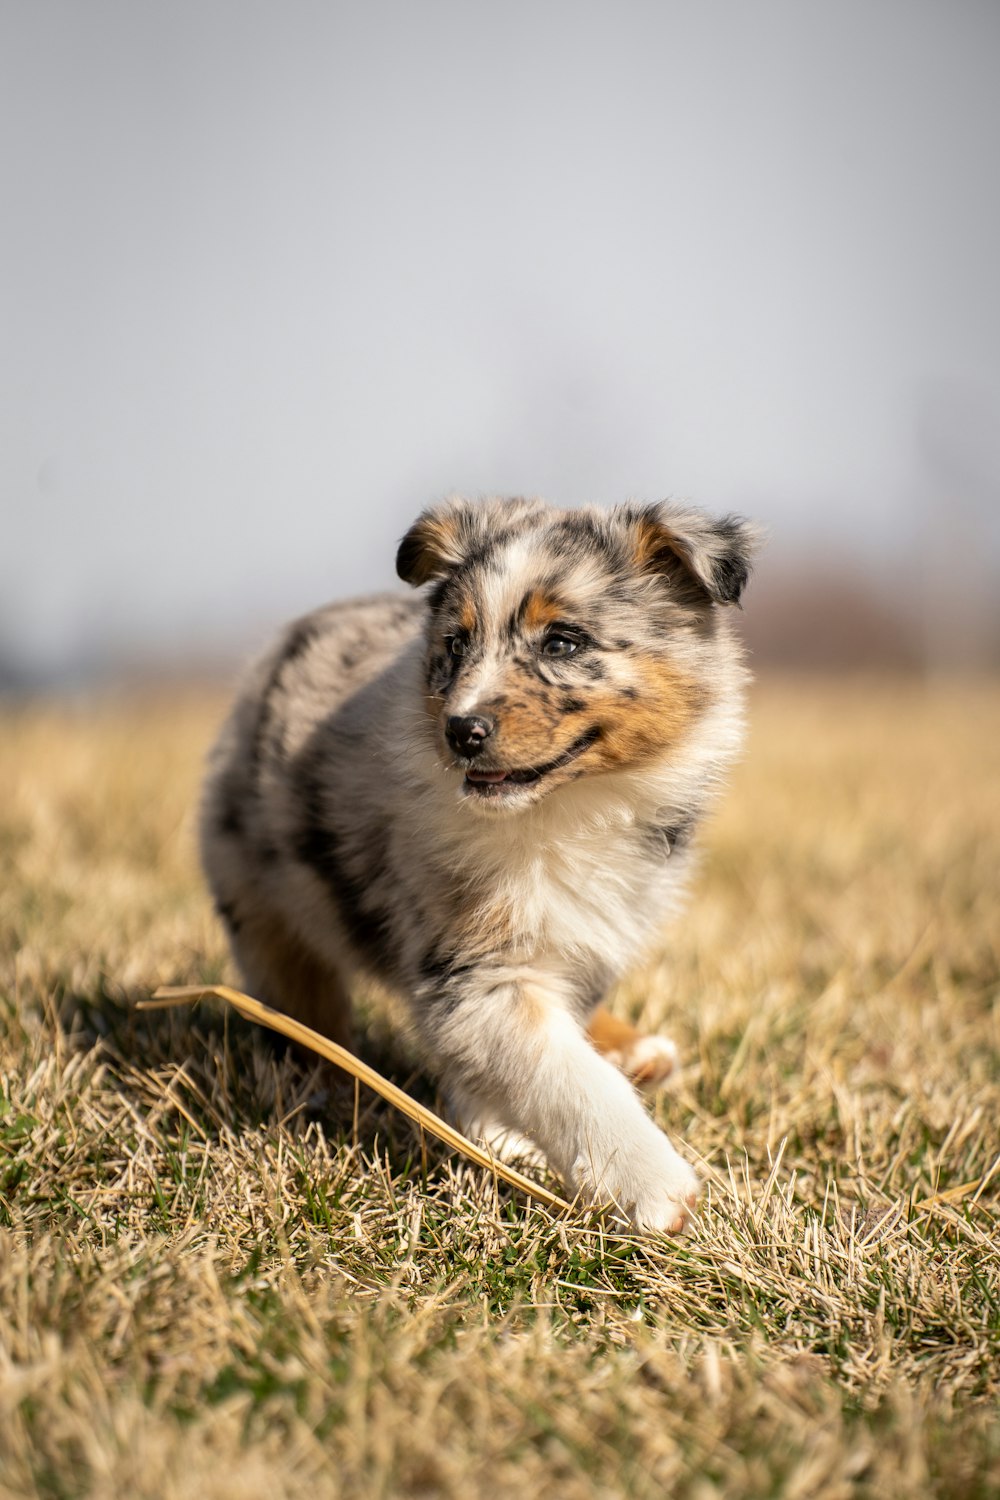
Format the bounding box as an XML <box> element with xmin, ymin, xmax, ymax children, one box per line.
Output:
<box><xmin>424</xmin><ymin>977</ymin><xmax>699</xmax><ymax>1232</ymax></box>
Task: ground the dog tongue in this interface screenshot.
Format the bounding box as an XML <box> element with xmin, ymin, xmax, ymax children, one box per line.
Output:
<box><xmin>467</xmin><ymin>769</ymin><xmax>508</xmax><ymax>784</ymax></box>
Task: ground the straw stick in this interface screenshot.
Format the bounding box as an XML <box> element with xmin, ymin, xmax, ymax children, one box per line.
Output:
<box><xmin>911</xmin><ymin>1173</ymin><xmax>995</xmax><ymax>1213</ymax></box>
<box><xmin>141</xmin><ymin>984</ymin><xmax>572</xmax><ymax>1214</ymax></box>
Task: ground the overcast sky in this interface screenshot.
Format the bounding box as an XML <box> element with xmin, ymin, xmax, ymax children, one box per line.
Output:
<box><xmin>2</xmin><ymin>0</ymin><xmax>999</xmax><ymax>677</ymax></box>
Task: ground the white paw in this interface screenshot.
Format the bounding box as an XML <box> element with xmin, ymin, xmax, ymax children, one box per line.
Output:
<box><xmin>571</xmin><ymin>1129</ymin><xmax>700</xmax><ymax>1234</ymax></box>
<box><xmin>629</xmin><ymin>1154</ymin><xmax>700</xmax><ymax>1234</ymax></box>
<box><xmin>603</xmin><ymin>1033</ymin><xmax>679</xmax><ymax>1091</ymax></box>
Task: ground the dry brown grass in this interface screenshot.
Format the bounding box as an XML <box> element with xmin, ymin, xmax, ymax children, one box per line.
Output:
<box><xmin>1</xmin><ymin>677</ymin><xmax>998</xmax><ymax>1498</ymax></box>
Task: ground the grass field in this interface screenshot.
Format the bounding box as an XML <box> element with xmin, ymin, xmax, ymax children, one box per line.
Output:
<box><xmin>1</xmin><ymin>677</ymin><xmax>998</xmax><ymax>1498</ymax></box>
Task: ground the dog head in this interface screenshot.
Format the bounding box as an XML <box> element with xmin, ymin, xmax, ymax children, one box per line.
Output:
<box><xmin>397</xmin><ymin>497</ymin><xmax>758</xmax><ymax>811</ymax></box>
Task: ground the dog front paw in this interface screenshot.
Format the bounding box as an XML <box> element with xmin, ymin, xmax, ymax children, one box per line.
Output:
<box><xmin>571</xmin><ymin>1133</ymin><xmax>700</xmax><ymax>1234</ymax></box>
<box><xmin>628</xmin><ymin>1155</ymin><xmax>700</xmax><ymax>1234</ymax></box>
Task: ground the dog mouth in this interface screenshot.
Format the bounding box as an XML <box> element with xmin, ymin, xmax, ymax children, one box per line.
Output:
<box><xmin>462</xmin><ymin>727</ymin><xmax>600</xmax><ymax>799</ymax></box>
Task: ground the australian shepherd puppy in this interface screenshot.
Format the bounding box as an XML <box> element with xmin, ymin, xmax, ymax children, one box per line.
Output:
<box><xmin>200</xmin><ymin>498</ymin><xmax>757</xmax><ymax>1231</ymax></box>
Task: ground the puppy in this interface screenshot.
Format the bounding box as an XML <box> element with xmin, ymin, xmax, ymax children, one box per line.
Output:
<box><xmin>201</xmin><ymin>498</ymin><xmax>756</xmax><ymax>1231</ymax></box>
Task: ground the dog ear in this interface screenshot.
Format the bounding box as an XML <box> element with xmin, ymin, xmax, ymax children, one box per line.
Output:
<box><xmin>397</xmin><ymin>497</ymin><xmax>548</xmax><ymax>587</ymax></box>
<box><xmin>629</xmin><ymin>504</ymin><xmax>760</xmax><ymax>606</ymax></box>
<box><xmin>396</xmin><ymin>503</ymin><xmax>472</xmax><ymax>586</ymax></box>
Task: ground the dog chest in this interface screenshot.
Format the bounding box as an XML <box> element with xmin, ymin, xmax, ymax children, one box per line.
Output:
<box><xmin>469</xmin><ymin>820</ymin><xmax>684</xmax><ymax>979</ymax></box>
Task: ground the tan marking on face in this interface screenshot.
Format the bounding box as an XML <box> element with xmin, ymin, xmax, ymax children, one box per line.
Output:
<box><xmin>443</xmin><ymin>684</ymin><xmax>578</xmax><ymax>772</ymax></box>
<box><xmin>435</xmin><ymin>636</ymin><xmax>703</xmax><ymax>784</ymax></box>
<box><xmin>484</xmin><ymin>691</ymin><xmax>560</xmax><ymax>744</ymax></box>
<box><xmin>587</xmin><ymin>658</ymin><xmax>706</xmax><ymax>771</ymax></box>
<box><xmin>458</xmin><ymin>596</ymin><xmax>477</xmax><ymax>635</ymax></box>
<box><xmin>520</xmin><ymin>590</ymin><xmax>565</xmax><ymax>634</ymax></box>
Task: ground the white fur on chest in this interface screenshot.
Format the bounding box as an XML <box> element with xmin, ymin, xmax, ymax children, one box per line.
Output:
<box><xmin>510</xmin><ymin>829</ymin><xmax>684</xmax><ymax>976</ymax></box>
<box><xmin>421</xmin><ymin>766</ymin><xmax>691</xmax><ymax>980</ymax></box>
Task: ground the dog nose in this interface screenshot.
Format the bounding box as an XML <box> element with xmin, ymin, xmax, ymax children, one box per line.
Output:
<box><xmin>446</xmin><ymin>714</ymin><xmax>495</xmax><ymax>757</ymax></box>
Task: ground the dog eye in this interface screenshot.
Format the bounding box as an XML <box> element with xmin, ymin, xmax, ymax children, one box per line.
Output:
<box><xmin>446</xmin><ymin>635</ymin><xmax>468</xmax><ymax>658</ymax></box>
<box><xmin>541</xmin><ymin>634</ymin><xmax>578</xmax><ymax>658</ymax></box>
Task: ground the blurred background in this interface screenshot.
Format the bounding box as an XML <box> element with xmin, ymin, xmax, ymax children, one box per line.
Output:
<box><xmin>2</xmin><ymin>0</ymin><xmax>998</xmax><ymax>692</ymax></box>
